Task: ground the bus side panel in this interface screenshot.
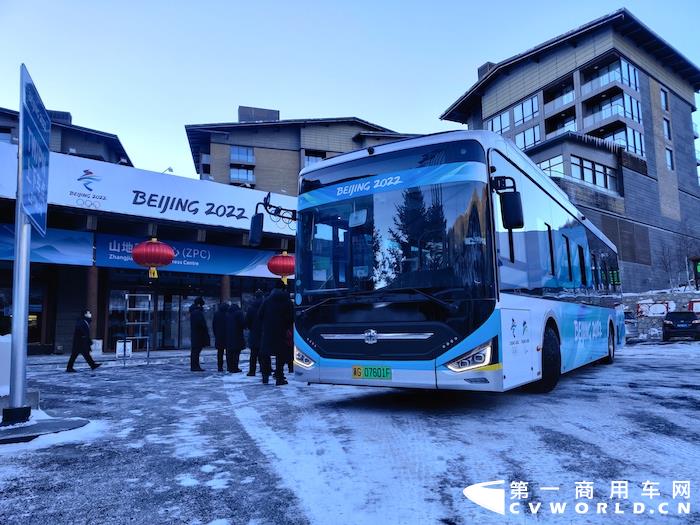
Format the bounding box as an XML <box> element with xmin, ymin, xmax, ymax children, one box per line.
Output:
<box><xmin>499</xmin><ymin>294</ymin><xmax>614</xmax><ymax>377</ymax></box>
<box><xmin>499</xmin><ymin>307</ymin><xmax>537</xmax><ymax>389</ymax></box>
<box><xmin>557</xmin><ymin>302</ymin><xmax>612</xmax><ymax>373</ymax></box>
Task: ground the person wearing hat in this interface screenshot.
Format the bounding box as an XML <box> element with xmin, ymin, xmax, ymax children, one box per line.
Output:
<box><xmin>189</xmin><ymin>296</ymin><xmax>210</xmax><ymax>371</ymax></box>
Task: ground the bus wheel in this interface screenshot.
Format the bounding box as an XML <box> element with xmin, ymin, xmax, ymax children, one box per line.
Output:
<box><xmin>602</xmin><ymin>325</ymin><xmax>615</xmax><ymax>365</ymax></box>
<box><xmin>527</xmin><ymin>327</ymin><xmax>561</xmax><ymax>393</ymax></box>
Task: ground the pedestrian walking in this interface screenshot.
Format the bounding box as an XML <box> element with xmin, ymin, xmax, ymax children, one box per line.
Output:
<box><xmin>244</xmin><ymin>290</ymin><xmax>264</xmax><ymax>376</ymax></box>
<box><xmin>225</xmin><ymin>301</ymin><xmax>246</xmax><ymax>372</ymax></box>
<box><xmin>189</xmin><ymin>296</ymin><xmax>210</xmax><ymax>371</ymax></box>
<box><xmin>258</xmin><ymin>282</ymin><xmax>294</xmax><ymax>385</ymax></box>
<box><xmin>66</xmin><ymin>309</ymin><xmax>101</xmax><ymax>372</ymax></box>
<box><xmin>212</xmin><ymin>302</ymin><xmax>229</xmax><ymax>372</ymax></box>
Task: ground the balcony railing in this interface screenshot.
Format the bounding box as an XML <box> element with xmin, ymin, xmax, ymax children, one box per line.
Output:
<box><xmin>543</xmin><ymin>92</ymin><xmax>575</xmax><ymax>114</ymax></box>
<box><xmin>696</xmin><ymin>149</ymin><xmax>700</xmax><ymax>166</ymax></box>
<box><xmin>693</xmin><ymin>122</ymin><xmax>699</xmax><ymax>138</ymax></box>
<box><xmin>546</xmin><ymin>125</ymin><xmax>576</xmax><ymax>140</ymax></box>
<box><xmin>581</xmin><ymin>69</ymin><xmax>622</xmax><ymax>95</ymax></box>
<box><xmin>583</xmin><ymin>104</ymin><xmax>631</xmax><ymax>127</ymax></box>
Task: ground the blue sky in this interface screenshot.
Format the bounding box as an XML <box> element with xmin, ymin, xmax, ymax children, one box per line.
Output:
<box><xmin>1</xmin><ymin>0</ymin><xmax>698</xmax><ymax>177</ymax></box>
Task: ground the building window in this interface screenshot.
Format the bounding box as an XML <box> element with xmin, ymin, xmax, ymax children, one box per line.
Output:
<box><xmin>304</xmin><ymin>150</ymin><xmax>326</xmax><ymax>166</ymax></box>
<box><xmin>625</xmin><ymin>128</ymin><xmax>645</xmax><ymax>157</ymax></box>
<box><xmin>514</xmin><ymin>125</ymin><xmax>540</xmax><ymax>150</ymax></box>
<box><xmin>663</xmin><ymin>118</ymin><xmax>672</xmax><ymax>140</ymax></box>
<box><xmin>513</xmin><ymin>96</ymin><xmax>539</xmax><ymax>127</ymax></box>
<box><xmin>571</xmin><ymin>155</ymin><xmax>618</xmax><ymax>192</ymax></box>
<box><xmin>620</xmin><ymin>59</ymin><xmax>640</xmax><ymax>91</ymax></box>
<box><xmin>230</xmin><ymin>145</ymin><xmax>255</xmax><ymax>164</ymax></box>
<box><xmin>665</xmin><ymin>148</ymin><xmax>674</xmax><ymax>170</ymax></box>
<box><xmin>660</xmin><ymin>88</ymin><xmax>670</xmax><ymax>111</ymax></box>
<box><xmin>486</xmin><ymin>110</ymin><xmax>510</xmax><ymax>134</ymax></box>
<box><xmin>537</xmin><ymin>155</ymin><xmax>564</xmax><ymax>178</ymax></box>
<box><xmin>0</xmin><ymin>128</ymin><xmax>11</xmax><ymax>143</ymax></box>
<box><xmin>230</xmin><ymin>166</ymin><xmax>255</xmax><ymax>185</ymax></box>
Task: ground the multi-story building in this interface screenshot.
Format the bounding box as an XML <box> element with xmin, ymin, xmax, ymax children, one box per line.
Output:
<box><xmin>441</xmin><ymin>9</ymin><xmax>700</xmax><ymax>291</ymax></box>
<box><xmin>185</xmin><ymin>106</ymin><xmax>416</xmax><ymax>196</ymax></box>
<box><xmin>0</xmin><ymin>107</ymin><xmax>132</xmax><ymax>165</ymax></box>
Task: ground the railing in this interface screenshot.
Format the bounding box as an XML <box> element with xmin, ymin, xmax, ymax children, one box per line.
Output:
<box><xmin>581</xmin><ymin>69</ymin><xmax>622</xmax><ymax>95</ymax></box>
<box><xmin>696</xmin><ymin>149</ymin><xmax>700</xmax><ymax>165</ymax></box>
<box><xmin>545</xmin><ymin>126</ymin><xmax>576</xmax><ymax>140</ymax></box>
<box><xmin>583</xmin><ymin>104</ymin><xmax>629</xmax><ymax>127</ymax></box>
<box><xmin>201</xmin><ymin>153</ymin><xmax>211</xmax><ymax>165</ymax></box>
<box><xmin>231</xmin><ymin>152</ymin><xmax>256</xmax><ymax>164</ymax></box>
<box><xmin>543</xmin><ymin>92</ymin><xmax>575</xmax><ymax>114</ymax></box>
<box><xmin>693</xmin><ymin>122</ymin><xmax>699</xmax><ymax>138</ymax></box>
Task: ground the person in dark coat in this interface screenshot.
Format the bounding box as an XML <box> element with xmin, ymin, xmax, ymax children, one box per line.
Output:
<box><xmin>189</xmin><ymin>297</ymin><xmax>210</xmax><ymax>371</ymax></box>
<box><xmin>244</xmin><ymin>290</ymin><xmax>265</xmax><ymax>376</ymax></box>
<box><xmin>225</xmin><ymin>301</ymin><xmax>246</xmax><ymax>373</ymax></box>
<box><xmin>66</xmin><ymin>309</ymin><xmax>101</xmax><ymax>372</ymax></box>
<box><xmin>257</xmin><ymin>283</ymin><xmax>294</xmax><ymax>385</ymax></box>
<box><xmin>212</xmin><ymin>302</ymin><xmax>229</xmax><ymax>372</ymax></box>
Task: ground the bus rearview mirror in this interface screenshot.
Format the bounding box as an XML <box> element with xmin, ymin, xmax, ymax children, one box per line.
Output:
<box><xmin>500</xmin><ymin>191</ymin><xmax>524</xmax><ymax>230</ymax></box>
<box><xmin>249</xmin><ymin>212</ymin><xmax>264</xmax><ymax>246</ymax></box>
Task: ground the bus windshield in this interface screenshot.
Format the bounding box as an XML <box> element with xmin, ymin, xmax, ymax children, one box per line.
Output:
<box><xmin>297</xmin><ymin>140</ymin><xmax>495</xmax><ymax>303</ymax></box>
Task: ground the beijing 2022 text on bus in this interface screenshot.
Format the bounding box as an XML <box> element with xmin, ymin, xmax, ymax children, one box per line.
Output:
<box><xmin>290</xmin><ymin>130</ymin><xmax>625</xmax><ymax>392</ymax></box>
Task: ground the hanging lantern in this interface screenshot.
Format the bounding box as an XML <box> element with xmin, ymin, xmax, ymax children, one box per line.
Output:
<box><xmin>131</xmin><ymin>238</ymin><xmax>175</xmax><ymax>279</ymax></box>
<box><xmin>267</xmin><ymin>251</ymin><xmax>295</xmax><ymax>285</ymax></box>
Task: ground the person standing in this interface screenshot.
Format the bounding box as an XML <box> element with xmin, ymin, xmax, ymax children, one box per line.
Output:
<box><xmin>212</xmin><ymin>302</ymin><xmax>229</xmax><ymax>372</ymax></box>
<box><xmin>244</xmin><ymin>290</ymin><xmax>264</xmax><ymax>376</ymax></box>
<box><xmin>225</xmin><ymin>301</ymin><xmax>246</xmax><ymax>373</ymax></box>
<box><xmin>189</xmin><ymin>297</ymin><xmax>210</xmax><ymax>371</ymax></box>
<box><xmin>66</xmin><ymin>309</ymin><xmax>101</xmax><ymax>372</ymax></box>
<box><xmin>258</xmin><ymin>283</ymin><xmax>294</xmax><ymax>385</ymax></box>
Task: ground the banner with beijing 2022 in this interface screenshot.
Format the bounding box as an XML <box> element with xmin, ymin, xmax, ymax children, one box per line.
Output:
<box><xmin>298</xmin><ymin>161</ymin><xmax>486</xmax><ymax>211</ymax></box>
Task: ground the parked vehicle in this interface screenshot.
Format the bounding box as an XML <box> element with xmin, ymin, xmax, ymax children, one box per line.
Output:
<box><xmin>662</xmin><ymin>311</ymin><xmax>700</xmax><ymax>341</ymax></box>
<box><xmin>624</xmin><ymin>311</ymin><xmax>639</xmax><ymax>341</ymax></box>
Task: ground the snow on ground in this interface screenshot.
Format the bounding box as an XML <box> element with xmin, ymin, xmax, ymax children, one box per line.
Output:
<box><xmin>222</xmin><ymin>342</ymin><xmax>700</xmax><ymax>524</ymax></box>
<box><xmin>0</xmin><ymin>342</ymin><xmax>698</xmax><ymax>524</ymax></box>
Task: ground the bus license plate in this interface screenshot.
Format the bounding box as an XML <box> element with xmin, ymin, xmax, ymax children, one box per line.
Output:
<box><xmin>352</xmin><ymin>366</ymin><xmax>392</xmax><ymax>380</ymax></box>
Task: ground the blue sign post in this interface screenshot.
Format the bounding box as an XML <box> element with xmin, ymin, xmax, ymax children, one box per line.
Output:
<box><xmin>3</xmin><ymin>65</ymin><xmax>51</xmax><ymax>425</ymax></box>
<box><xmin>20</xmin><ymin>66</ymin><xmax>50</xmax><ymax>235</ymax></box>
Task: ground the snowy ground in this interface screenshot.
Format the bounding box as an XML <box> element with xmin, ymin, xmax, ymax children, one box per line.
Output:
<box><xmin>1</xmin><ymin>342</ymin><xmax>699</xmax><ymax>524</ymax></box>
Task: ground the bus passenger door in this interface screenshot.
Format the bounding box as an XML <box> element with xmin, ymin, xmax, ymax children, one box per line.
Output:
<box><xmin>500</xmin><ymin>308</ymin><xmax>536</xmax><ymax>389</ymax></box>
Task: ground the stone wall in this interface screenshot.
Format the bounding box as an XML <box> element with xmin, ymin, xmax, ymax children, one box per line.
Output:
<box><xmin>621</xmin><ymin>287</ymin><xmax>700</xmax><ymax>340</ymax></box>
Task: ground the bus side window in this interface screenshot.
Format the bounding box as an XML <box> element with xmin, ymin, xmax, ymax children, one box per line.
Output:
<box><xmin>546</xmin><ymin>223</ymin><xmax>555</xmax><ymax>275</ymax></box>
<box><xmin>578</xmin><ymin>245</ymin><xmax>588</xmax><ymax>287</ymax></box>
<box><xmin>592</xmin><ymin>254</ymin><xmax>600</xmax><ymax>290</ymax></box>
<box><xmin>563</xmin><ymin>235</ymin><xmax>573</xmax><ymax>282</ymax></box>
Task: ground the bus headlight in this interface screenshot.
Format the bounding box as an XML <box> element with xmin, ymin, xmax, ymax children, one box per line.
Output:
<box><xmin>294</xmin><ymin>346</ymin><xmax>316</xmax><ymax>369</ymax></box>
<box><xmin>446</xmin><ymin>341</ymin><xmax>492</xmax><ymax>372</ymax></box>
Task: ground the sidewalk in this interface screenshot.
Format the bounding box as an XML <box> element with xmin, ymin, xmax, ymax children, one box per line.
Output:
<box><xmin>27</xmin><ymin>348</ymin><xmax>231</xmax><ymax>368</ymax></box>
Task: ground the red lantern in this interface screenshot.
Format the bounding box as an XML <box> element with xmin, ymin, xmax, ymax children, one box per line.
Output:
<box><xmin>131</xmin><ymin>238</ymin><xmax>175</xmax><ymax>279</ymax></box>
<box><xmin>267</xmin><ymin>251</ymin><xmax>295</xmax><ymax>284</ymax></box>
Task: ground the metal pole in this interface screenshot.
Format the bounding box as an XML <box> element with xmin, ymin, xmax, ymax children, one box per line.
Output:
<box><xmin>9</xmin><ymin>155</ymin><xmax>31</xmax><ymax>410</ymax></box>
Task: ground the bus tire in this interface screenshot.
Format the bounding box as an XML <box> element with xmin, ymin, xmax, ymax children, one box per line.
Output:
<box><xmin>527</xmin><ymin>327</ymin><xmax>561</xmax><ymax>393</ymax></box>
<box><xmin>601</xmin><ymin>325</ymin><xmax>615</xmax><ymax>365</ymax></box>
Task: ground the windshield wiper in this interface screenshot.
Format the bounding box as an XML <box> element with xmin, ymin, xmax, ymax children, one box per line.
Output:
<box><xmin>402</xmin><ymin>287</ymin><xmax>460</xmax><ymax>312</ymax></box>
<box><xmin>299</xmin><ymin>287</ymin><xmax>459</xmax><ymax>315</ymax></box>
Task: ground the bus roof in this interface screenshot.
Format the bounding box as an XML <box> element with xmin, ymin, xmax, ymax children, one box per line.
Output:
<box><xmin>300</xmin><ymin>130</ymin><xmax>617</xmax><ymax>253</ymax></box>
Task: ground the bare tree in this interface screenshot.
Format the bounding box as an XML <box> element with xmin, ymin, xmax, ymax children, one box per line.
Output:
<box><xmin>658</xmin><ymin>241</ymin><xmax>676</xmax><ymax>289</ymax></box>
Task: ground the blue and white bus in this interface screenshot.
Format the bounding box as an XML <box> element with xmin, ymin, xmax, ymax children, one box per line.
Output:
<box><xmin>292</xmin><ymin>131</ymin><xmax>624</xmax><ymax>392</ymax></box>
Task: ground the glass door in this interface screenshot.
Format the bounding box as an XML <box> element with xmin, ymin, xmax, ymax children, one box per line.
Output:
<box><xmin>157</xmin><ymin>294</ymin><xmax>180</xmax><ymax>349</ymax></box>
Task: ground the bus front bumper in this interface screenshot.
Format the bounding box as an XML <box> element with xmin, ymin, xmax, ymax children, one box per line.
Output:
<box><xmin>293</xmin><ymin>351</ymin><xmax>504</xmax><ymax>391</ymax></box>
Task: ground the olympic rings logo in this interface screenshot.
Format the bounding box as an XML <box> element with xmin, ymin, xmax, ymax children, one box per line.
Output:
<box><xmin>76</xmin><ymin>198</ymin><xmax>101</xmax><ymax>209</ymax></box>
